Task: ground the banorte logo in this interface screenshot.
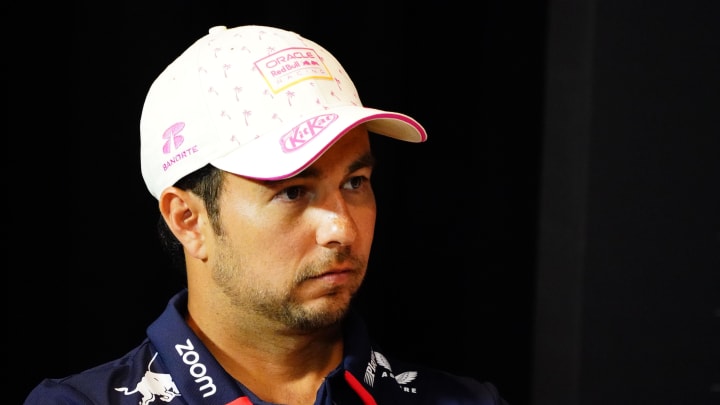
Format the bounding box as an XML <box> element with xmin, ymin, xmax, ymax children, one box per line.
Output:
<box><xmin>162</xmin><ymin>122</ymin><xmax>185</xmax><ymax>154</ymax></box>
<box><xmin>161</xmin><ymin>122</ymin><xmax>200</xmax><ymax>172</ymax></box>
<box><xmin>280</xmin><ymin>114</ymin><xmax>339</xmax><ymax>152</ymax></box>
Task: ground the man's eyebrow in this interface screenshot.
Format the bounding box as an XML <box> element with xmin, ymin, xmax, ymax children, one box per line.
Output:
<box><xmin>262</xmin><ymin>152</ymin><xmax>376</xmax><ymax>184</ymax></box>
<box><xmin>348</xmin><ymin>151</ymin><xmax>376</xmax><ymax>174</ymax></box>
<box><xmin>300</xmin><ymin>151</ymin><xmax>376</xmax><ymax>178</ymax></box>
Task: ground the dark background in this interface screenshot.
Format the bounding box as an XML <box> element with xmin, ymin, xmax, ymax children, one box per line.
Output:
<box><xmin>13</xmin><ymin>1</ymin><xmax>718</xmax><ymax>404</ymax></box>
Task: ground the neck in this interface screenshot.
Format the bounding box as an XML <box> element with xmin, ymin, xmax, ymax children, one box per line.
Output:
<box><xmin>185</xmin><ymin>309</ymin><xmax>345</xmax><ymax>405</ymax></box>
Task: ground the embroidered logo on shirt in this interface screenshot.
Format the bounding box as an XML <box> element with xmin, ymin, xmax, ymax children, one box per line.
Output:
<box><xmin>115</xmin><ymin>352</ymin><xmax>182</xmax><ymax>405</ymax></box>
<box><xmin>364</xmin><ymin>350</ymin><xmax>418</xmax><ymax>394</ymax></box>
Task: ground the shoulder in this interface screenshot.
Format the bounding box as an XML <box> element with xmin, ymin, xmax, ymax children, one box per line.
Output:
<box><xmin>23</xmin><ymin>340</ymin><xmax>159</xmax><ymax>405</ymax></box>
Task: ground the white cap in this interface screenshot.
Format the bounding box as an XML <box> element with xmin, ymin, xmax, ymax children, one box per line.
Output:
<box><xmin>140</xmin><ymin>25</ymin><xmax>427</xmax><ymax>199</ymax></box>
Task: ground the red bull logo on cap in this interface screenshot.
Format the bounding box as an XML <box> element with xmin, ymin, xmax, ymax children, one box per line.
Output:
<box><xmin>255</xmin><ymin>47</ymin><xmax>333</xmax><ymax>93</ymax></box>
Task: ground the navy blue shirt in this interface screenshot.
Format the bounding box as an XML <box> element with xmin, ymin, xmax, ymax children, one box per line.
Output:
<box><xmin>24</xmin><ymin>289</ymin><xmax>508</xmax><ymax>405</ymax></box>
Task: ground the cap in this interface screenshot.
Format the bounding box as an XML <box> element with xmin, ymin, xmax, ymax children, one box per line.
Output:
<box><xmin>140</xmin><ymin>25</ymin><xmax>427</xmax><ymax>199</ymax></box>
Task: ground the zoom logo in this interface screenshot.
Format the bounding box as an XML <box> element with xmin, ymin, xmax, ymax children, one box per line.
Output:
<box><xmin>175</xmin><ymin>339</ymin><xmax>218</xmax><ymax>398</ymax></box>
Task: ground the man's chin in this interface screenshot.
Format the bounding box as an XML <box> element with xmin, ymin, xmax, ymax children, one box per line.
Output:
<box><xmin>290</xmin><ymin>300</ymin><xmax>352</xmax><ymax>331</ymax></box>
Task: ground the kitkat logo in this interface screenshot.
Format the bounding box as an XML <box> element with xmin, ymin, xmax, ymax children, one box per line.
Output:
<box><xmin>280</xmin><ymin>114</ymin><xmax>338</xmax><ymax>152</ymax></box>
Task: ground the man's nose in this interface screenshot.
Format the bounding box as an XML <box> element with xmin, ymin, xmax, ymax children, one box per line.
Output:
<box><xmin>315</xmin><ymin>197</ymin><xmax>358</xmax><ymax>247</ymax></box>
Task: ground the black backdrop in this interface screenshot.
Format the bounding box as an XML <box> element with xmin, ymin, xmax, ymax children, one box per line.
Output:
<box><xmin>13</xmin><ymin>1</ymin><xmax>718</xmax><ymax>404</ymax></box>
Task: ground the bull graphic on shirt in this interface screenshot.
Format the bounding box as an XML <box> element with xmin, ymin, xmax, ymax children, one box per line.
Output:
<box><xmin>115</xmin><ymin>352</ymin><xmax>182</xmax><ymax>405</ymax></box>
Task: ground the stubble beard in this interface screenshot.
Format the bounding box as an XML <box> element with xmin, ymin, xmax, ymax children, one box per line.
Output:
<box><xmin>212</xmin><ymin>240</ymin><xmax>365</xmax><ymax>332</ymax></box>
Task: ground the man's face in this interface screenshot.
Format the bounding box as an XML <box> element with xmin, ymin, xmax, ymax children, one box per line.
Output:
<box><xmin>209</xmin><ymin>126</ymin><xmax>377</xmax><ymax>331</ymax></box>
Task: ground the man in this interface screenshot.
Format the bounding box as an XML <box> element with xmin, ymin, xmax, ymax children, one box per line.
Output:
<box><xmin>25</xmin><ymin>25</ymin><xmax>508</xmax><ymax>404</ymax></box>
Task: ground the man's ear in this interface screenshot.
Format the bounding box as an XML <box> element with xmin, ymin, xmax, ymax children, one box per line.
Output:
<box><xmin>158</xmin><ymin>187</ymin><xmax>208</xmax><ymax>260</ymax></box>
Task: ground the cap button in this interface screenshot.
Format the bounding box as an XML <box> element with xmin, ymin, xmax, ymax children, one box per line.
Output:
<box><xmin>208</xmin><ymin>26</ymin><xmax>227</xmax><ymax>35</ymax></box>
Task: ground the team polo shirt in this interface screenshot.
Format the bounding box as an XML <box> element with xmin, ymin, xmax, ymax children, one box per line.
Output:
<box><xmin>24</xmin><ymin>289</ymin><xmax>508</xmax><ymax>405</ymax></box>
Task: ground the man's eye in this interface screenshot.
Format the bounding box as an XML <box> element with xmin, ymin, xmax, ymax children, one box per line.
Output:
<box><xmin>277</xmin><ymin>186</ymin><xmax>305</xmax><ymax>201</ymax></box>
<box><xmin>344</xmin><ymin>176</ymin><xmax>367</xmax><ymax>190</ymax></box>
